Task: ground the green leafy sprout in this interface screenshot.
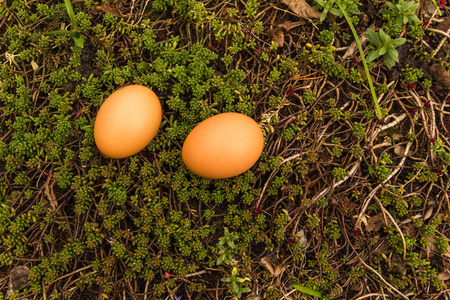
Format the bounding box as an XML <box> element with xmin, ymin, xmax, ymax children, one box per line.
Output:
<box><xmin>380</xmin><ymin>0</ymin><xmax>420</xmax><ymax>26</ymax></box>
<box><xmin>314</xmin><ymin>0</ymin><xmax>360</xmax><ymax>22</ymax></box>
<box><xmin>221</xmin><ymin>266</ymin><xmax>251</xmax><ymax>299</ymax></box>
<box><xmin>216</xmin><ymin>227</ymin><xmax>239</xmax><ymax>265</ymax></box>
<box><xmin>365</xmin><ymin>29</ymin><xmax>406</xmax><ymax>69</ymax></box>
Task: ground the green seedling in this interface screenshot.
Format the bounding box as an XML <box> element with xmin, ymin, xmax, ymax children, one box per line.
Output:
<box><xmin>365</xmin><ymin>29</ymin><xmax>406</xmax><ymax>69</ymax></box>
<box><xmin>216</xmin><ymin>227</ymin><xmax>238</xmax><ymax>265</ymax></box>
<box><xmin>46</xmin><ymin>0</ymin><xmax>85</xmax><ymax>48</ymax></box>
<box><xmin>221</xmin><ymin>267</ymin><xmax>251</xmax><ymax>299</ymax></box>
<box><xmin>381</xmin><ymin>0</ymin><xmax>420</xmax><ymax>26</ymax></box>
<box><xmin>314</xmin><ymin>0</ymin><xmax>360</xmax><ymax>22</ymax></box>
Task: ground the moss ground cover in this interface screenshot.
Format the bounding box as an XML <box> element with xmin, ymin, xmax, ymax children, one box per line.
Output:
<box><xmin>1</xmin><ymin>0</ymin><xmax>450</xmax><ymax>299</ymax></box>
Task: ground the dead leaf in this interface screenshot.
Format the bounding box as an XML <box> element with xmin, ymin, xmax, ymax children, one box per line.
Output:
<box><xmin>246</xmin><ymin>295</ymin><xmax>262</xmax><ymax>300</ymax></box>
<box><xmin>9</xmin><ymin>265</ymin><xmax>29</xmax><ymax>291</ymax></box>
<box><xmin>342</xmin><ymin>25</ymin><xmax>374</xmax><ymax>60</ymax></box>
<box><xmin>391</xmin><ymin>133</ymin><xmax>403</xmax><ymax>141</ymax></box>
<box><xmin>278</xmin><ymin>20</ymin><xmax>305</xmax><ymax>31</ymax></box>
<box><xmin>97</xmin><ymin>4</ymin><xmax>127</xmax><ymax>17</ymax></box>
<box><xmin>361</xmin><ymin>14</ymin><xmax>370</xmax><ymax>27</ymax></box>
<box><xmin>345</xmin><ymin>254</ymin><xmax>360</xmax><ymax>265</ymax></box>
<box><xmin>281</xmin><ymin>0</ymin><xmax>322</xmax><ymax>19</ymax></box>
<box><xmin>394</xmin><ymin>145</ymin><xmax>405</xmax><ymax>156</ymax></box>
<box><xmin>260</xmin><ymin>256</ymin><xmax>285</xmax><ymax>277</ymax></box>
<box><xmin>349</xmin><ymin>283</ymin><xmax>363</xmax><ymax>291</ymax></box>
<box><xmin>268</xmin><ymin>26</ymin><xmax>285</xmax><ymax>47</ymax></box>
<box><xmin>357</xmin><ymin>63</ymin><xmax>375</xmax><ymax>82</ymax></box>
<box><xmin>425</xmin><ymin>236</ymin><xmax>438</xmax><ymax>256</ymax></box>
<box><xmin>403</xmin><ymin>224</ymin><xmax>416</xmax><ymax>238</ymax></box>
<box><xmin>44</xmin><ymin>177</ymin><xmax>58</xmax><ymax>212</ymax></box>
<box><xmin>297</xmin><ymin>229</ymin><xmax>308</xmax><ymax>247</ymax></box>
<box><xmin>438</xmin><ymin>272</ymin><xmax>450</xmax><ymax>281</ymax></box>
<box><xmin>437</xmin><ymin>17</ymin><xmax>450</xmax><ymax>32</ymax></box>
<box><xmin>424</xmin><ymin>206</ymin><xmax>434</xmax><ymax>220</ymax></box>
<box><xmin>373</xmin><ymin>240</ymin><xmax>390</xmax><ymax>254</ymax></box>
<box><xmin>430</xmin><ymin>64</ymin><xmax>450</xmax><ymax>90</ymax></box>
<box><xmin>365</xmin><ymin>213</ymin><xmax>386</xmax><ymax>232</ymax></box>
<box><xmin>444</xmin><ymin>245</ymin><xmax>450</xmax><ymax>258</ymax></box>
<box><xmin>401</xmin><ymin>214</ymin><xmax>422</xmax><ymax>225</ymax></box>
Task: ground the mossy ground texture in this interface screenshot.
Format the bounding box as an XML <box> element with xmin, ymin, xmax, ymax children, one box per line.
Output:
<box><xmin>1</xmin><ymin>0</ymin><xmax>450</xmax><ymax>299</ymax></box>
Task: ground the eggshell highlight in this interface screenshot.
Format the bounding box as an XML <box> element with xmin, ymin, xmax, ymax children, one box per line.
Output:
<box><xmin>94</xmin><ymin>85</ymin><xmax>162</xmax><ymax>159</ymax></box>
<box><xmin>182</xmin><ymin>113</ymin><xmax>264</xmax><ymax>179</ymax></box>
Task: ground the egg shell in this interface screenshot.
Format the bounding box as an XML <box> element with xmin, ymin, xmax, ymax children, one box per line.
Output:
<box><xmin>182</xmin><ymin>113</ymin><xmax>264</xmax><ymax>179</ymax></box>
<box><xmin>94</xmin><ymin>85</ymin><xmax>162</xmax><ymax>159</ymax></box>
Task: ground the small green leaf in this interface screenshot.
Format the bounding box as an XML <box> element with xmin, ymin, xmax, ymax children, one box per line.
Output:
<box><xmin>365</xmin><ymin>29</ymin><xmax>381</xmax><ymax>47</ymax></box>
<box><xmin>383</xmin><ymin>53</ymin><xmax>396</xmax><ymax>69</ymax></box>
<box><xmin>216</xmin><ymin>254</ymin><xmax>225</xmax><ymax>265</ymax></box>
<box><xmin>329</xmin><ymin>7</ymin><xmax>342</xmax><ymax>17</ymax></box>
<box><xmin>391</xmin><ymin>37</ymin><xmax>406</xmax><ymax>47</ymax></box>
<box><xmin>293</xmin><ymin>284</ymin><xmax>323</xmax><ymax>298</ymax></box>
<box><xmin>366</xmin><ymin>50</ymin><xmax>380</xmax><ymax>62</ymax></box>
<box><xmin>320</xmin><ymin>9</ymin><xmax>328</xmax><ymax>22</ymax></box>
<box><xmin>368</xmin><ymin>165</ymin><xmax>375</xmax><ymax>177</ymax></box>
<box><xmin>73</xmin><ymin>35</ymin><xmax>85</xmax><ymax>49</ymax></box>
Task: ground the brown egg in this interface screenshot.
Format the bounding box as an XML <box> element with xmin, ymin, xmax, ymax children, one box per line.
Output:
<box><xmin>94</xmin><ymin>85</ymin><xmax>162</xmax><ymax>159</ymax></box>
<box><xmin>182</xmin><ymin>113</ymin><xmax>264</xmax><ymax>179</ymax></box>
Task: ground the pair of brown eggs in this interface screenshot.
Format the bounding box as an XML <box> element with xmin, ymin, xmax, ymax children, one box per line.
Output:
<box><xmin>94</xmin><ymin>85</ymin><xmax>264</xmax><ymax>179</ymax></box>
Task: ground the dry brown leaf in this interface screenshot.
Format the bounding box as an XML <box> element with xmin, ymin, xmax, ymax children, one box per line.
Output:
<box><xmin>438</xmin><ymin>272</ymin><xmax>450</xmax><ymax>281</ymax></box>
<box><xmin>425</xmin><ymin>236</ymin><xmax>438</xmax><ymax>256</ymax></box>
<box><xmin>281</xmin><ymin>0</ymin><xmax>321</xmax><ymax>19</ymax></box>
<box><xmin>44</xmin><ymin>176</ymin><xmax>58</xmax><ymax>213</ymax></box>
<box><xmin>444</xmin><ymin>245</ymin><xmax>450</xmax><ymax>258</ymax></box>
<box><xmin>9</xmin><ymin>266</ymin><xmax>29</xmax><ymax>291</ymax></box>
<box><xmin>373</xmin><ymin>240</ymin><xmax>390</xmax><ymax>254</ymax></box>
<box><xmin>365</xmin><ymin>213</ymin><xmax>386</xmax><ymax>232</ymax></box>
<box><xmin>391</xmin><ymin>133</ymin><xmax>403</xmax><ymax>141</ymax></box>
<box><xmin>278</xmin><ymin>20</ymin><xmax>305</xmax><ymax>31</ymax></box>
<box><xmin>345</xmin><ymin>254</ymin><xmax>360</xmax><ymax>265</ymax></box>
<box><xmin>342</xmin><ymin>25</ymin><xmax>374</xmax><ymax>60</ymax></box>
<box><xmin>97</xmin><ymin>4</ymin><xmax>126</xmax><ymax>17</ymax></box>
<box><xmin>424</xmin><ymin>206</ymin><xmax>434</xmax><ymax>220</ymax></box>
<box><xmin>268</xmin><ymin>26</ymin><xmax>285</xmax><ymax>47</ymax></box>
<box><xmin>349</xmin><ymin>283</ymin><xmax>363</xmax><ymax>291</ymax></box>
<box><xmin>297</xmin><ymin>229</ymin><xmax>308</xmax><ymax>247</ymax></box>
<box><xmin>401</xmin><ymin>214</ymin><xmax>422</xmax><ymax>225</ymax></box>
<box><xmin>246</xmin><ymin>295</ymin><xmax>262</xmax><ymax>300</ymax></box>
<box><xmin>437</xmin><ymin>17</ymin><xmax>450</xmax><ymax>32</ymax></box>
<box><xmin>430</xmin><ymin>64</ymin><xmax>450</xmax><ymax>90</ymax></box>
<box><xmin>260</xmin><ymin>256</ymin><xmax>285</xmax><ymax>277</ymax></box>
<box><xmin>394</xmin><ymin>145</ymin><xmax>405</xmax><ymax>156</ymax></box>
<box><xmin>403</xmin><ymin>224</ymin><xmax>416</xmax><ymax>238</ymax></box>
